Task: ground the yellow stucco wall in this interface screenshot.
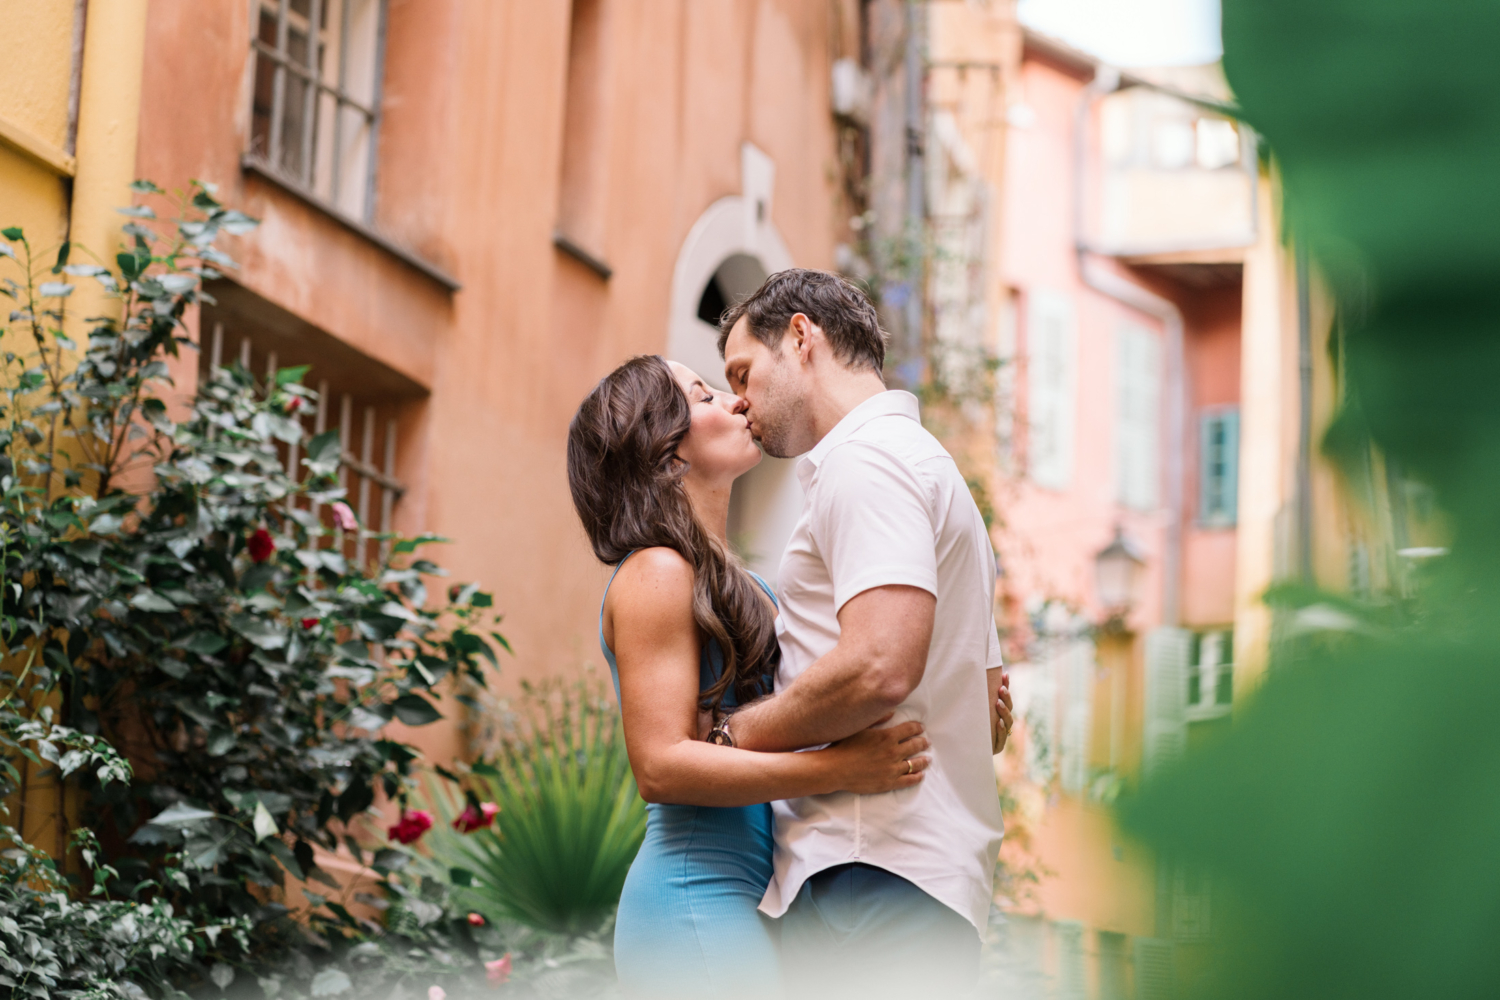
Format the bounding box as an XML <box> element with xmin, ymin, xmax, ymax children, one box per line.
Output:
<box><xmin>0</xmin><ymin>0</ymin><xmax>74</xmax><ymax>252</ymax></box>
<box><xmin>0</xmin><ymin>0</ymin><xmax>75</xmax><ymax>149</ymax></box>
<box><xmin>0</xmin><ymin>0</ymin><xmax>148</xmax><ymax>865</ymax></box>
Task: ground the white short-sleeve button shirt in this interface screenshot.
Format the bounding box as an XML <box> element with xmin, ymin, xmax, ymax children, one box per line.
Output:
<box><xmin>757</xmin><ymin>390</ymin><xmax>1006</xmax><ymax>933</ymax></box>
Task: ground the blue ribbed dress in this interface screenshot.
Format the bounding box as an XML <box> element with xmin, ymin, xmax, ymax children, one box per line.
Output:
<box><xmin>600</xmin><ymin>552</ymin><xmax>784</xmax><ymax>999</ymax></box>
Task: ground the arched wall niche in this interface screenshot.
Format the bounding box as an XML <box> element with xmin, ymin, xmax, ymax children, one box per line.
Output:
<box><xmin>665</xmin><ymin>144</ymin><xmax>802</xmax><ymax>585</ymax></box>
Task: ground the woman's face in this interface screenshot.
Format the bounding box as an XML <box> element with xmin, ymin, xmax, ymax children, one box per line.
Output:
<box><xmin>668</xmin><ymin>361</ymin><xmax>761</xmax><ymax>482</ymax></box>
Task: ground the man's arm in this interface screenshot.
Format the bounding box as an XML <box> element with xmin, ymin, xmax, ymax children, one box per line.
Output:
<box><xmin>728</xmin><ymin>584</ymin><xmax>935</xmax><ymax>753</ymax></box>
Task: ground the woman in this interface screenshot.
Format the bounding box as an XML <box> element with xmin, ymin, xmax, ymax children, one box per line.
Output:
<box><xmin>567</xmin><ymin>355</ymin><xmax>930</xmax><ymax>998</ymax></box>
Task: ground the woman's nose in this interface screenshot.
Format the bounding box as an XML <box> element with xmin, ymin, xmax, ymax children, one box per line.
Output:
<box><xmin>726</xmin><ymin>393</ymin><xmax>748</xmax><ymax>415</ymax></box>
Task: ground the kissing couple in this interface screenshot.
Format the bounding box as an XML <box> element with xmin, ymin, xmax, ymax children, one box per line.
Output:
<box><xmin>567</xmin><ymin>269</ymin><xmax>1013</xmax><ymax>999</ymax></box>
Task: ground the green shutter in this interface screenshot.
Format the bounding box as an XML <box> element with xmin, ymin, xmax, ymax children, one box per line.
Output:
<box><xmin>1059</xmin><ymin>639</ymin><xmax>1096</xmax><ymax>794</ymax></box>
<box><xmin>1133</xmin><ymin>937</ymin><xmax>1177</xmax><ymax>1000</ymax></box>
<box><xmin>1144</xmin><ymin>627</ymin><xmax>1192</xmax><ymax>777</ymax></box>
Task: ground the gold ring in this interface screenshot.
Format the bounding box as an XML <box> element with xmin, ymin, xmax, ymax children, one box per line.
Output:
<box><xmin>905</xmin><ymin>759</ymin><xmax>914</xmax><ymax>775</ymax></box>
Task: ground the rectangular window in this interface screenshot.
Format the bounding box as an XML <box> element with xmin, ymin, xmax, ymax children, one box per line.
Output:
<box><xmin>1026</xmin><ymin>289</ymin><xmax>1077</xmax><ymax>491</ymax></box>
<box><xmin>202</xmin><ymin>292</ymin><xmax>421</xmax><ymax>571</ymax></box>
<box><xmin>1199</xmin><ymin>407</ymin><xmax>1240</xmax><ymax>526</ymax></box>
<box><xmin>1186</xmin><ymin>628</ymin><xmax>1234</xmax><ymax>721</ymax></box>
<box><xmin>249</xmin><ymin>0</ymin><xmax>387</xmax><ymax>221</ymax></box>
<box><xmin>556</xmin><ymin>0</ymin><xmax>612</xmax><ymax>256</ymax></box>
<box><xmin>1116</xmin><ymin>323</ymin><xmax>1161</xmax><ymax>510</ymax></box>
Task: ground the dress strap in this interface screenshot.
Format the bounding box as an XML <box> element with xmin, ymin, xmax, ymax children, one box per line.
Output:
<box><xmin>598</xmin><ymin>550</ymin><xmax>639</xmax><ymax>637</ymax></box>
<box><xmin>748</xmin><ymin>571</ymin><xmax>778</xmax><ymax>609</ymax></box>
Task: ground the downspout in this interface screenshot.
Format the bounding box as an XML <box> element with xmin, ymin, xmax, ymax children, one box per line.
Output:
<box><xmin>1073</xmin><ymin>68</ymin><xmax>1187</xmax><ymax>626</ymax></box>
<box><xmin>902</xmin><ymin>0</ymin><xmax>926</xmax><ymax>378</ymax></box>
<box><xmin>1295</xmin><ymin>243</ymin><xmax>1313</xmax><ymax>584</ymax></box>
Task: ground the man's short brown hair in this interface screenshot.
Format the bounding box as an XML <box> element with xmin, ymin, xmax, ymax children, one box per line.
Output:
<box><xmin>717</xmin><ymin>268</ymin><xmax>887</xmax><ymax>372</ymax></box>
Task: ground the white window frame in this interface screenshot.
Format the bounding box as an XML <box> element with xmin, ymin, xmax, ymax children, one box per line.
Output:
<box><xmin>248</xmin><ymin>0</ymin><xmax>388</xmax><ymax>223</ymax></box>
<box><xmin>1185</xmin><ymin>628</ymin><xmax>1234</xmax><ymax>722</ymax></box>
<box><xmin>1025</xmin><ymin>288</ymin><xmax>1077</xmax><ymax>491</ymax></box>
<box><xmin>1116</xmin><ymin>322</ymin><xmax>1162</xmax><ymax>511</ymax></box>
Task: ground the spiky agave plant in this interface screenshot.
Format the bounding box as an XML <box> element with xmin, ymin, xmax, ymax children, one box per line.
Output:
<box><xmin>423</xmin><ymin>679</ymin><xmax>647</xmax><ymax>935</ymax></box>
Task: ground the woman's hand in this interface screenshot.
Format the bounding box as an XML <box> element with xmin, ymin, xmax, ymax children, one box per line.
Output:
<box><xmin>989</xmin><ymin>668</ymin><xmax>1014</xmax><ymax>755</ymax></box>
<box><xmin>825</xmin><ymin>718</ymin><xmax>930</xmax><ymax>794</ymax></box>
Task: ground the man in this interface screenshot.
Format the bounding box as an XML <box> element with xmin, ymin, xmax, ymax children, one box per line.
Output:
<box><xmin>713</xmin><ymin>269</ymin><xmax>1011</xmax><ymax>998</ymax></box>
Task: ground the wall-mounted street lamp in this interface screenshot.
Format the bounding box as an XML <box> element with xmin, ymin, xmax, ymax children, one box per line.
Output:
<box><xmin>1095</xmin><ymin>525</ymin><xmax>1146</xmax><ymax>613</ymax></box>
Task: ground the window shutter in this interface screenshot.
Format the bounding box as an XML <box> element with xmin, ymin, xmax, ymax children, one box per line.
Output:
<box><xmin>1171</xmin><ymin>864</ymin><xmax>1213</xmax><ymax>941</ymax></box>
<box><xmin>1199</xmin><ymin>408</ymin><xmax>1239</xmax><ymax>525</ymax></box>
<box><xmin>1116</xmin><ymin>323</ymin><xmax>1161</xmax><ymax>510</ymax></box>
<box><xmin>1143</xmin><ymin>627</ymin><xmax>1192</xmax><ymax>777</ymax></box>
<box><xmin>1059</xmin><ymin>639</ymin><xmax>1096</xmax><ymax>794</ymax></box>
<box><xmin>1133</xmin><ymin>938</ymin><xmax>1177</xmax><ymax>1000</ymax></box>
<box><xmin>1027</xmin><ymin>289</ymin><xmax>1077</xmax><ymax>490</ymax></box>
<box><xmin>1055</xmin><ymin>921</ymin><xmax>1087</xmax><ymax>1000</ymax></box>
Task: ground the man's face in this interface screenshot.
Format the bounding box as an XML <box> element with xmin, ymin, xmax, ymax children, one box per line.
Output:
<box><xmin>722</xmin><ymin>316</ymin><xmax>809</xmax><ymax>459</ymax></box>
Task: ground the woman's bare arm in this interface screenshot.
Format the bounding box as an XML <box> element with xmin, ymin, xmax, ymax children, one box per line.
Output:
<box><xmin>605</xmin><ymin>548</ymin><xmax>928</xmax><ymax>808</ymax></box>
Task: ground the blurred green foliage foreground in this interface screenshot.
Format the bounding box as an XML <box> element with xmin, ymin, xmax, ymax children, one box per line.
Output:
<box><xmin>1124</xmin><ymin>2</ymin><xmax>1500</xmax><ymax>999</ymax></box>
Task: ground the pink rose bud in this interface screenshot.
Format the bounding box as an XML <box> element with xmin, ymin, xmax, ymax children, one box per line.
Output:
<box><xmin>331</xmin><ymin>501</ymin><xmax>358</xmax><ymax>532</ymax></box>
<box><xmin>485</xmin><ymin>955</ymin><xmax>513</xmax><ymax>985</ymax></box>
<box><xmin>467</xmin><ymin>911</ymin><xmax>486</xmax><ymax>926</ymax></box>
<box><xmin>428</xmin><ymin>988</ymin><xmax>446</xmax><ymax>1000</ymax></box>
<box><xmin>452</xmin><ymin>801</ymin><xmax>500</xmax><ymax>834</ymax></box>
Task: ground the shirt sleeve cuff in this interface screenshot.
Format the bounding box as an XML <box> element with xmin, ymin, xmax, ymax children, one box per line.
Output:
<box><xmin>833</xmin><ymin>568</ymin><xmax>939</xmax><ymax>614</ymax></box>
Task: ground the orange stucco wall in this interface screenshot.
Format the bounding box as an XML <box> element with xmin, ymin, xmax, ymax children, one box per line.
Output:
<box><xmin>136</xmin><ymin>0</ymin><xmax>849</xmax><ymax>764</ymax></box>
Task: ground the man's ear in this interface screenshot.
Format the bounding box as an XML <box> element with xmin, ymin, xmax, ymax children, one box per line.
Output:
<box><xmin>788</xmin><ymin>313</ymin><xmax>817</xmax><ymax>364</ymax></box>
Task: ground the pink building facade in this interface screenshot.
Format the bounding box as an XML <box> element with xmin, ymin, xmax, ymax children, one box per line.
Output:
<box><xmin>991</xmin><ymin>31</ymin><xmax>1259</xmax><ymax>993</ymax></box>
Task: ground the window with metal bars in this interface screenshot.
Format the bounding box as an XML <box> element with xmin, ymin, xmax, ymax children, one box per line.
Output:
<box><xmin>200</xmin><ymin>296</ymin><xmax>421</xmax><ymax>575</ymax></box>
<box><xmin>248</xmin><ymin>0</ymin><xmax>387</xmax><ymax>221</ymax></box>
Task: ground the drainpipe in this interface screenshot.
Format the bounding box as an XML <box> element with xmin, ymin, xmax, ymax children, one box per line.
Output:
<box><xmin>1073</xmin><ymin>68</ymin><xmax>1186</xmax><ymax>626</ymax></box>
<box><xmin>1295</xmin><ymin>243</ymin><xmax>1313</xmax><ymax>584</ymax></box>
<box><xmin>68</xmin><ymin>0</ymin><xmax>149</xmax><ymax>340</ymax></box>
<box><xmin>902</xmin><ymin>0</ymin><xmax>926</xmax><ymax>379</ymax></box>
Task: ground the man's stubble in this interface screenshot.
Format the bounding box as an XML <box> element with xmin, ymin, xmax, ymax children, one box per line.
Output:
<box><xmin>751</xmin><ymin>355</ymin><xmax>808</xmax><ymax>459</ymax></box>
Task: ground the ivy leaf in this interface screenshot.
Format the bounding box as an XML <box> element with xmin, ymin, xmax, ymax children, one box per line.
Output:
<box><xmin>229</xmin><ymin>614</ymin><xmax>285</xmax><ymax>650</ymax></box>
<box><xmin>130</xmin><ymin>591</ymin><xmax>178</xmax><ymax>613</ymax></box>
<box><xmin>275</xmin><ymin>365</ymin><xmax>311</xmax><ymax>386</ymax></box>
<box><xmin>144</xmin><ymin>803</ymin><xmax>216</xmax><ymax>829</ymax></box>
<box><xmin>252</xmin><ymin>801</ymin><xmax>278</xmax><ymax>843</ymax></box>
<box><xmin>309</xmin><ymin>969</ymin><xmax>352</xmax><ymax>996</ymax></box>
<box><xmin>302</xmin><ymin>430</ymin><xmax>342</xmax><ymax>477</ymax></box>
<box><xmin>205</xmin><ymin>727</ymin><xmax>237</xmax><ymax>756</ymax></box>
<box><xmin>390</xmin><ymin>693</ymin><xmax>442</xmax><ymax>726</ymax></box>
<box><xmin>180</xmin><ymin>632</ymin><xmax>229</xmax><ymax>656</ymax></box>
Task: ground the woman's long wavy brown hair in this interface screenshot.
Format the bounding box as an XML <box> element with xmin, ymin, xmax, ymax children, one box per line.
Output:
<box><xmin>567</xmin><ymin>355</ymin><xmax>777</xmax><ymax>710</ymax></box>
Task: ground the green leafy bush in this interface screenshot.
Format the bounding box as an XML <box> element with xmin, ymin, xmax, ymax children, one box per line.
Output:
<box><xmin>0</xmin><ymin>183</ymin><xmax>505</xmax><ymax>991</ymax></box>
<box><xmin>421</xmin><ymin>680</ymin><xmax>646</xmax><ymax>935</ymax></box>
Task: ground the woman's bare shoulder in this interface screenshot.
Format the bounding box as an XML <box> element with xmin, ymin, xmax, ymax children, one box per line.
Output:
<box><xmin>608</xmin><ymin>547</ymin><xmax>694</xmax><ymax>621</ymax></box>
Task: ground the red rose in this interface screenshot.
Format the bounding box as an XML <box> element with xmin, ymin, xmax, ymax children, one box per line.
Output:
<box><xmin>247</xmin><ymin>528</ymin><xmax>275</xmax><ymax>563</ymax></box>
<box><xmin>386</xmin><ymin>809</ymin><xmax>433</xmax><ymax>845</ymax></box>
<box><xmin>467</xmin><ymin>912</ymin><xmax>486</xmax><ymax>927</ymax></box>
<box><xmin>452</xmin><ymin>801</ymin><xmax>499</xmax><ymax>834</ymax></box>
<box><xmin>285</xmin><ymin>396</ymin><xmax>304</xmax><ymax>413</ymax></box>
<box><xmin>301</xmin><ymin>618</ymin><xmax>320</xmax><ymax>630</ymax></box>
<box><xmin>485</xmin><ymin>955</ymin><xmax>512</xmax><ymax>985</ymax></box>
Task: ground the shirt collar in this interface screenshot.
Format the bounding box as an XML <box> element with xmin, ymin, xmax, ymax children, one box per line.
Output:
<box><xmin>796</xmin><ymin>390</ymin><xmax>921</xmax><ymax>487</ymax></box>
